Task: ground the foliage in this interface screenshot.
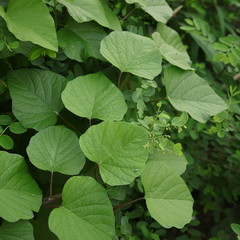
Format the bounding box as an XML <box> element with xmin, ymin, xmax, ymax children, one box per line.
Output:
<box><xmin>0</xmin><ymin>0</ymin><xmax>240</xmax><ymax>239</ymax></box>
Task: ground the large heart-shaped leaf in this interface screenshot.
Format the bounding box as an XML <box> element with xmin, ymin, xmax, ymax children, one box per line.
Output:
<box><xmin>0</xmin><ymin>0</ymin><xmax>57</xmax><ymax>51</ymax></box>
<box><xmin>100</xmin><ymin>31</ymin><xmax>162</xmax><ymax>80</ymax></box>
<box><xmin>142</xmin><ymin>160</ymin><xmax>193</xmax><ymax>228</ymax></box>
<box><xmin>58</xmin><ymin>21</ymin><xmax>107</xmax><ymax>62</ymax></box>
<box><xmin>148</xmin><ymin>140</ymin><xmax>188</xmax><ymax>175</ymax></box>
<box><xmin>152</xmin><ymin>23</ymin><xmax>193</xmax><ymax>70</ymax></box>
<box><xmin>0</xmin><ymin>221</ymin><xmax>34</xmax><ymax>240</ymax></box>
<box><xmin>49</xmin><ymin>176</ymin><xmax>115</xmax><ymax>240</ymax></box>
<box><xmin>126</xmin><ymin>0</ymin><xmax>173</xmax><ymax>23</ymax></box>
<box><xmin>0</xmin><ymin>151</ymin><xmax>42</xmax><ymax>222</ymax></box>
<box><xmin>80</xmin><ymin>121</ymin><xmax>149</xmax><ymax>186</ymax></box>
<box><xmin>164</xmin><ymin>66</ymin><xmax>228</xmax><ymax>123</ymax></box>
<box><xmin>62</xmin><ymin>72</ymin><xmax>127</xmax><ymax>121</ymax></box>
<box><xmin>27</xmin><ymin>126</ymin><xmax>85</xmax><ymax>175</ymax></box>
<box><xmin>58</xmin><ymin>0</ymin><xmax>121</xmax><ymax>31</ymax></box>
<box><xmin>8</xmin><ymin>69</ymin><xmax>67</xmax><ymax>131</ymax></box>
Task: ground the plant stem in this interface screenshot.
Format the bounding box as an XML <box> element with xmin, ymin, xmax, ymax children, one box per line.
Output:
<box><xmin>43</xmin><ymin>204</ymin><xmax>60</xmax><ymax>208</ymax></box>
<box><xmin>121</xmin><ymin>8</ymin><xmax>136</xmax><ymax>22</ymax></box>
<box><xmin>55</xmin><ymin>111</ymin><xmax>81</xmax><ymax>135</ymax></box>
<box><xmin>49</xmin><ymin>171</ymin><xmax>53</xmax><ymax>198</ymax></box>
<box><xmin>216</xmin><ymin>64</ymin><xmax>228</xmax><ymax>80</ymax></box>
<box><xmin>120</xmin><ymin>73</ymin><xmax>130</xmax><ymax>90</ymax></box>
<box><xmin>114</xmin><ymin>197</ymin><xmax>145</xmax><ymax>211</ymax></box>
<box><xmin>118</xmin><ymin>71</ymin><xmax>123</xmax><ymax>88</ymax></box>
<box><xmin>53</xmin><ymin>0</ymin><xmax>58</xmax><ymax>28</ymax></box>
<box><xmin>42</xmin><ymin>193</ymin><xmax>62</xmax><ymax>206</ymax></box>
<box><xmin>89</xmin><ymin>118</ymin><xmax>92</xmax><ymax>127</ymax></box>
<box><xmin>0</xmin><ymin>119</ymin><xmax>16</xmax><ymax>137</ymax></box>
<box><xmin>146</xmin><ymin>97</ymin><xmax>168</xmax><ymax>104</ymax></box>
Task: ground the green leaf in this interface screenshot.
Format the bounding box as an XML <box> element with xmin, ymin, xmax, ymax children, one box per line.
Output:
<box><xmin>0</xmin><ymin>135</ymin><xmax>14</xmax><ymax>150</ymax></box>
<box><xmin>80</xmin><ymin>121</ymin><xmax>149</xmax><ymax>186</ymax></box>
<box><xmin>152</xmin><ymin>23</ymin><xmax>193</xmax><ymax>70</ymax></box>
<box><xmin>62</xmin><ymin>72</ymin><xmax>127</xmax><ymax>121</ymax></box>
<box><xmin>228</xmin><ymin>52</ymin><xmax>239</xmax><ymax>66</ymax></box>
<box><xmin>148</xmin><ymin>140</ymin><xmax>187</xmax><ymax>175</ymax></box>
<box><xmin>27</xmin><ymin>126</ymin><xmax>85</xmax><ymax>175</ymax></box>
<box><xmin>0</xmin><ymin>0</ymin><xmax>58</xmax><ymax>51</ymax></box>
<box><xmin>126</xmin><ymin>0</ymin><xmax>173</xmax><ymax>24</ymax></box>
<box><xmin>171</xmin><ymin>112</ymin><xmax>189</xmax><ymax>127</ymax></box>
<box><xmin>0</xmin><ymin>114</ymin><xmax>12</xmax><ymax>125</ymax></box>
<box><xmin>58</xmin><ymin>21</ymin><xmax>107</xmax><ymax>62</ymax></box>
<box><xmin>9</xmin><ymin>122</ymin><xmax>27</xmax><ymax>134</ymax></box>
<box><xmin>57</xmin><ymin>0</ymin><xmax>121</xmax><ymax>31</ymax></box>
<box><xmin>0</xmin><ymin>151</ymin><xmax>42</xmax><ymax>222</ymax></box>
<box><xmin>49</xmin><ymin>176</ymin><xmax>115</xmax><ymax>240</ymax></box>
<box><xmin>0</xmin><ymin>220</ymin><xmax>34</xmax><ymax>240</ymax></box>
<box><xmin>100</xmin><ymin>31</ymin><xmax>162</xmax><ymax>80</ymax></box>
<box><xmin>164</xmin><ymin>66</ymin><xmax>228</xmax><ymax>123</ymax></box>
<box><xmin>231</xmin><ymin>223</ymin><xmax>240</xmax><ymax>235</ymax></box>
<box><xmin>212</xmin><ymin>42</ymin><xmax>229</xmax><ymax>52</ymax></box>
<box><xmin>142</xmin><ymin>160</ymin><xmax>193</xmax><ymax>228</ymax></box>
<box><xmin>8</xmin><ymin>69</ymin><xmax>67</xmax><ymax>131</ymax></box>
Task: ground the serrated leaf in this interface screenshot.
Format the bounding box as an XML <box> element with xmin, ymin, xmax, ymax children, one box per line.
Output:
<box><xmin>8</xmin><ymin>69</ymin><xmax>67</xmax><ymax>131</ymax></box>
<box><xmin>9</xmin><ymin>122</ymin><xmax>27</xmax><ymax>134</ymax></box>
<box><xmin>0</xmin><ymin>135</ymin><xmax>14</xmax><ymax>150</ymax></box>
<box><xmin>58</xmin><ymin>21</ymin><xmax>107</xmax><ymax>62</ymax></box>
<box><xmin>80</xmin><ymin>121</ymin><xmax>149</xmax><ymax>186</ymax></box>
<box><xmin>62</xmin><ymin>72</ymin><xmax>127</xmax><ymax>121</ymax></box>
<box><xmin>152</xmin><ymin>23</ymin><xmax>193</xmax><ymax>70</ymax></box>
<box><xmin>148</xmin><ymin>140</ymin><xmax>187</xmax><ymax>175</ymax></box>
<box><xmin>0</xmin><ymin>115</ymin><xmax>12</xmax><ymax>125</ymax></box>
<box><xmin>0</xmin><ymin>151</ymin><xmax>42</xmax><ymax>222</ymax></box>
<box><xmin>171</xmin><ymin>112</ymin><xmax>189</xmax><ymax>127</ymax></box>
<box><xmin>100</xmin><ymin>31</ymin><xmax>162</xmax><ymax>80</ymax></box>
<box><xmin>126</xmin><ymin>0</ymin><xmax>173</xmax><ymax>24</ymax></box>
<box><xmin>27</xmin><ymin>126</ymin><xmax>85</xmax><ymax>175</ymax></box>
<box><xmin>0</xmin><ymin>0</ymin><xmax>57</xmax><ymax>51</ymax></box>
<box><xmin>0</xmin><ymin>220</ymin><xmax>34</xmax><ymax>240</ymax></box>
<box><xmin>164</xmin><ymin>66</ymin><xmax>228</xmax><ymax>123</ymax></box>
<box><xmin>49</xmin><ymin>176</ymin><xmax>115</xmax><ymax>240</ymax></box>
<box><xmin>57</xmin><ymin>0</ymin><xmax>121</xmax><ymax>31</ymax></box>
<box><xmin>142</xmin><ymin>160</ymin><xmax>193</xmax><ymax>228</ymax></box>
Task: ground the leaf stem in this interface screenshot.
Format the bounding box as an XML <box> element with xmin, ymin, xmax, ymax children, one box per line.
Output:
<box><xmin>49</xmin><ymin>171</ymin><xmax>53</xmax><ymax>198</ymax></box>
<box><xmin>118</xmin><ymin>71</ymin><xmax>123</xmax><ymax>89</ymax></box>
<box><xmin>120</xmin><ymin>73</ymin><xmax>130</xmax><ymax>90</ymax></box>
<box><xmin>114</xmin><ymin>197</ymin><xmax>145</xmax><ymax>211</ymax></box>
<box><xmin>216</xmin><ymin>64</ymin><xmax>228</xmax><ymax>80</ymax></box>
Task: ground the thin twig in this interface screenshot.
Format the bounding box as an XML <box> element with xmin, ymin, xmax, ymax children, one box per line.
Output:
<box><xmin>121</xmin><ymin>8</ymin><xmax>136</xmax><ymax>22</ymax></box>
<box><xmin>114</xmin><ymin>197</ymin><xmax>145</xmax><ymax>211</ymax></box>
<box><xmin>233</xmin><ymin>72</ymin><xmax>240</xmax><ymax>80</ymax></box>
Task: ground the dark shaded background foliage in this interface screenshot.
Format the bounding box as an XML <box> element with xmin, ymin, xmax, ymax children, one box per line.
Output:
<box><xmin>0</xmin><ymin>0</ymin><xmax>240</xmax><ymax>239</ymax></box>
